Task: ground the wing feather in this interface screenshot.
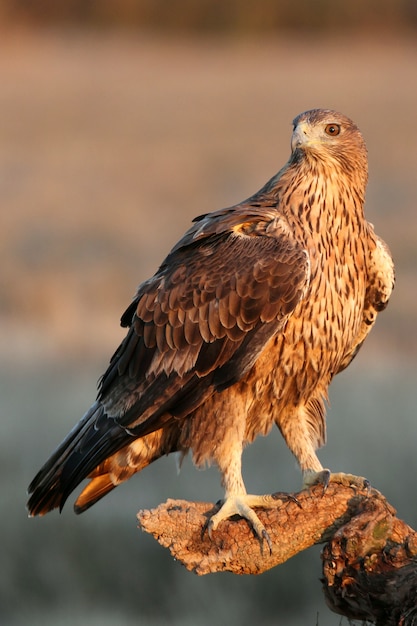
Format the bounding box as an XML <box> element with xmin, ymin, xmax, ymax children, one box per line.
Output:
<box><xmin>97</xmin><ymin>209</ymin><xmax>310</xmax><ymax>439</ymax></box>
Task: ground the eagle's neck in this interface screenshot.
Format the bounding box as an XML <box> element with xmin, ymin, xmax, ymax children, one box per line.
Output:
<box><xmin>275</xmin><ymin>155</ymin><xmax>367</xmax><ymax>238</ymax></box>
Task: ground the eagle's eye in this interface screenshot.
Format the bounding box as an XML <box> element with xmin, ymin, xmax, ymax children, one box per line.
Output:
<box><xmin>325</xmin><ymin>123</ymin><xmax>340</xmax><ymax>136</ymax></box>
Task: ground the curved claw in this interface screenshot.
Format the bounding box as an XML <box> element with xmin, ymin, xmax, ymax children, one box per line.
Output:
<box><xmin>303</xmin><ymin>468</ymin><xmax>331</xmax><ymax>496</ymax></box>
<box><xmin>201</xmin><ymin>499</ymin><xmax>223</xmax><ymax>541</ymax></box>
<box><xmin>260</xmin><ymin>528</ymin><xmax>273</xmax><ymax>555</ymax></box>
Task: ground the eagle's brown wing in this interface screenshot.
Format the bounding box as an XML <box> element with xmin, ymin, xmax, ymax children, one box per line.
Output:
<box><xmin>99</xmin><ymin>207</ymin><xmax>311</xmax><ymax>429</ymax></box>
<box><xmin>27</xmin><ymin>206</ymin><xmax>309</xmax><ymax>515</ymax></box>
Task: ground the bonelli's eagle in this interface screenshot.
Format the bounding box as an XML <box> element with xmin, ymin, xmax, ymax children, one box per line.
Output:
<box><xmin>27</xmin><ymin>109</ymin><xmax>394</xmax><ymax>546</ymax></box>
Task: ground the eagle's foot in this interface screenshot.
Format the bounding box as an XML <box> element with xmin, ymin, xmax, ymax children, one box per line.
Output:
<box><xmin>203</xmin><ymin>494</ymin><xmax>273</xmax><ymax>554</ymax></box>
<box><xmin>303</xmin><ymin>469</ymin><xmax>370</xmax><ymax>493</ymax></box>
<box><xmin>326</xmin><ymin>471</ymin><xmax>371</xmax><ymax>492</ymax></box>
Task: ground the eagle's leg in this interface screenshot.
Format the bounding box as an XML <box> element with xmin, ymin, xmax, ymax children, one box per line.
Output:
<box><xmin>204</xmin><ymin>440</ymin><xmax>273</xmax><ymax>552</ymax></box>
<box><xmin>277</xmin><ymin>405</ymin><xmax>333</xmax><ymax>490</ymax></box>
<box><xmin>278</xmin><ymin>407</ymin><xmax>370</xmax><ymax>493</ymax></box>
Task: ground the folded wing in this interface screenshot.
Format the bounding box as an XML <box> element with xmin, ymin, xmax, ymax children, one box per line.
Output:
<box><xmin>27</xmin><ymin>205</ymin><xmax>310</xmax><ymax>515</ymax></box>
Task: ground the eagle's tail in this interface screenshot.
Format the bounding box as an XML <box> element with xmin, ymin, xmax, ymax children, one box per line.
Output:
<box><xmin>26</xmin><ymin>402</ymin><xmax>130</xmax><ymax>516</ymax></box>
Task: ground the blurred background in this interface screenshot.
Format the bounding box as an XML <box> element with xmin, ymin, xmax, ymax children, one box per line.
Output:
<box><xmin>2</xmin><ymin>1</ymin><xmax>417</xmax><ymax>625</ymax></box>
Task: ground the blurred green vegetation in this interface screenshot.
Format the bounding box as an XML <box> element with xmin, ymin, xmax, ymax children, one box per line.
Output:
<box><xmin>3</xmin><ymin>0</ymin><xmax>417</xmax><ymax>33</ymax></box>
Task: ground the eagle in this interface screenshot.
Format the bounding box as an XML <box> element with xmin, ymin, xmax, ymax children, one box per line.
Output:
<box><xmin>27</xmin><ymin>109</ymin><xmax>394</xmax><ymax>546</ymax></box>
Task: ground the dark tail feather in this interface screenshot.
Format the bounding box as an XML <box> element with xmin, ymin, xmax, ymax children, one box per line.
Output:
<box><xmin>27</xmin><ymin>402</ymin><xmax>130</xmax><ymax>516</ymax></box>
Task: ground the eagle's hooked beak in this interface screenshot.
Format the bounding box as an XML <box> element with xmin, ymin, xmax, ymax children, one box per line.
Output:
<box><xmin>291</xmin><ymin>122</ymin><xmax>309</xmax><ymax>152</ymax></box>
